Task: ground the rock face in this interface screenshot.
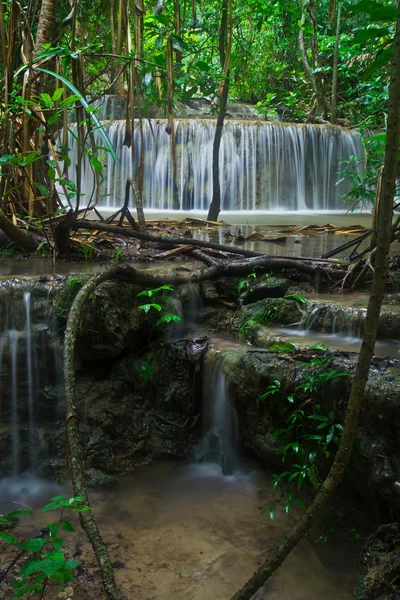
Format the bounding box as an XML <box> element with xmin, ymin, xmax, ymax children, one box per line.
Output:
<box><xmin>354</xmin><ymin>523</ymin><xmax>400</xmax><ymax>600</ymax></box>
<box><xmin>209</xmin><ymin>348</ymin><xmax>400</xmax><ymax>516</ymax></box>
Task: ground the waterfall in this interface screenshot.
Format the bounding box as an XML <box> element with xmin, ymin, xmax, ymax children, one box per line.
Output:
<box><xmin>0</xmin><ymin>287</ymin><xmax>63</xmax><ymax>477</ymax></box>
<box><xmin>61</xmin><ymin>119</ymin><xmax>365</xmax><ymax>212</ymax></box>
<box><xmin>201</xmin><ymin>364</ymin><xmax>239</xmax><ymax>475</ymax></box>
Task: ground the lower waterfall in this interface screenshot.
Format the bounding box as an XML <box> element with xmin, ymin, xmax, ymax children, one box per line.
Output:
<box><xmin>61</xmin><ymin>119</ymin><xmax>365</xmax><ymax>212</ymax></box>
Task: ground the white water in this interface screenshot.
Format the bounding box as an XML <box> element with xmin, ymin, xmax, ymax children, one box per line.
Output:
<box><xmin>61</xmin><ymin>119</ymin><xmax>365</xmax><ymax>212</ymax></box>
<box><xmin>202</xmin><ymin>365</ymin><xmax>239</xmax><ymax>474</ymax></box>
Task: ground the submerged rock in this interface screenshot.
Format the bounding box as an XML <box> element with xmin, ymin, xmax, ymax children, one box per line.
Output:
<box><xmin>85</xmin><ymin>468</ymin><xmax>118</xmax><ymax>489</ymax></box>
<box><xmin>354</xmin><ymin>523</ymin><xmax>400</xmax><ymax>600</ymax></box>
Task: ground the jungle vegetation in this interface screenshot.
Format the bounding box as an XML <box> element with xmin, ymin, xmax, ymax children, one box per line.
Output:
<box><xmin>0</xmin><ymin>0</ymin><xmax>398</xmax><ymax>227</ymax></box>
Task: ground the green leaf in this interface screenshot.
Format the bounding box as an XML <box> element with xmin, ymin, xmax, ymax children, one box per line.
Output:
<box><xmin>5</xmin><ymin>509</ymin><xmax>33</xmax><ymax>519</ymax></box>
<box><xmin>20</xmin><ymin>558</ymin><xmax>43</xmax><ymax>576</ymax></box>
<box><xmin>353</xmin><ymin>27</ymin><xmax>390</xmax><ymax>44</ymax></box>
<box><xmin>47</xmin><ymin>523</ymin><xmax>59</xmax><ymax>538</ymax></box>
<box><xmin>89</xmin><ymin>155</ymin><xmax>103</xmax><ymax>175</ymax></box>
<box><xmin>0</xmin><ymin>531</ymin><xmax>18</xmax><ymax>545</ymax></box>
<box><xmin>307</xmin><ymin>343</ymin><xmax>328</xmax><ymax>351</ymax></box>
<box><xmin>24</xmin><ymin>68</ymin><xmax>119</xmax><ymax>165</ymax></box>
<box><xmin>33</xmin><ymin>182</ymin><xmax>49</xmax><ymax>198</ymax></box>
<box><xmin>64</xmin><ymin>558</ymin><xmax>81</xmax><ymax>570</ymax></box>
<box><xmin>52</xmin><ymin>87</ymin><xmax>64</xmax><ymax>102</ymax></box>
<box><xmin>351</xmin><ymin>0</ymin><xmax>398</xmax><ymax>21</ymax></box>
<box><xmin>62</xmin><ymin>520</ymin><xmax>75</xmax><ymax>532</ymax></box>
<box><xmin>268</xmin><ymin>342</ymin><xmax>296</xmax><ymax>353</ymax></box>
<box><xmin>20</xmin><ymin>538</ymin><xmax>46</xmax><ymax>552</ymax></box>
<box><xmin>284</xmin><ymin>293</ymin><xmax>307</xmax><ymax>304</ymax></box>
<box><xmin>138</xmin><ymin>303</ymin><xmax>162</xmax><ymax>313</ymax></box>
<box><xmin>40</xmin><ymin>92</ymin><xmax>53</xmax><ymax>106</ymax></box>
<box><xmin>156</xmin><ymin>314</ymin><xmax>181</xmax><ymax>326</ymax></box>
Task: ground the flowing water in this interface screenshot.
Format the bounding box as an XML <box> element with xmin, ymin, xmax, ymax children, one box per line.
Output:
<box><xmin>61</xmin><ymin>119</ymin><xmax>365</xmax><ymax>212</ymax></box>
<box><xmin>0</xmin><ymin>286</ymin><xmax>63</xmax><ymax>476</ymax></box>
<box><xmin>201</xmin><ymin>365</ymin><xmax>239</xmax><ymax>475</ymax></box>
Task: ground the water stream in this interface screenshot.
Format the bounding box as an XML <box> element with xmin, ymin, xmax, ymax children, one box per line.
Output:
<box><xmin>0</xmin><ymin>286</ymin><xmax>63</xmax><ymax>476</ymax></box>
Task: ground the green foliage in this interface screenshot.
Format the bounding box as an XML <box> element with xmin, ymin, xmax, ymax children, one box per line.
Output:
<box><xmin>79</xmin><ymin>242</ymin><xmax>96</xmax><ymax>260</ymax></box>
<box><xmin>237</xmin><ymin>272</ymin><xmax>257</xmax><ymax>294</ymax></box>
<box><xmin>156</xmin><ymin>313</ymin><xmax>182</xmax><ymax>326</ymax></box>
<box><xmin>260</xmin><ymin>360</ymin><xmax>349</xmax><ymax>518</ymax></box>
<box><xmin>268</xmin><ymin>342</ymin><xmax>296</xmax><ymax>353</ymax></box>
<box><xmin>239</xmin><ymin>304</ymin><xmax>279</xmax><ymax>338</ymax></box>
<box><xmin>0</xmin><ymin>496</ymin><xmax>86</xmax><ymax>598</ymax></box>
<box><xmin>284</xmin><ymin>293</ymin><xmax>307</xmax><ymax>304</ymax></box>
<box><xmin>113</xmin><ymin>248</ymin><xmax>123</xmax><ymax>263</ymax></box>
<box><xmin>138</xmin><ymin>353</ymin><xmax>154</xmax><ymax>382</ymax></box>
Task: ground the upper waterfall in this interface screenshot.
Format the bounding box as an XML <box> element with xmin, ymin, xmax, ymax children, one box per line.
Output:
<box><xmin>62</xmin><ymin>119</ymin><xmax>365</xmax><ymax>212</ymax></box>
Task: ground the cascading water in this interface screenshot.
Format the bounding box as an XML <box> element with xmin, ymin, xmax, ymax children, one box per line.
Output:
<box><xmin>201</xmin><ymin>363</ymin><xmax>239</xmax><ymax>475</ymax></box>
<box><xmin>61</xmin><ymin>119</ymin><xmax>365</xmax><ymax>212</ymax></box>
<box><xmin>0</xmin><ymin>286</ymin><xmax>63</xmax><ymax>477</ymax></box>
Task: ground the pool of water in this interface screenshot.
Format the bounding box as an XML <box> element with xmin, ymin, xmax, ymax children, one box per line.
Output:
<box><xmin>0</xmin><ymin>462</ymin><xmax>359</xmax><ymax>600</ymax></box>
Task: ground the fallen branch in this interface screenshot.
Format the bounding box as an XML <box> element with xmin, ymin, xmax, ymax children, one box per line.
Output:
<box><xmin>75</xmin><ymin>218</ymin><xmax>347</xmax><ymax>269</ymax></box>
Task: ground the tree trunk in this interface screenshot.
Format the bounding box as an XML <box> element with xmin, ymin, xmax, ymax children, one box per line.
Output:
<box><xmin>207</xmin><ymin>77</ymin><xmax>229</xmax><ymax>222</ymax></box>
<box><xmin>232</xmin><ymin>2</ymin><xmax>400</xmax><ymax>598</ymax></box>
<box><xmin>33</xmin><ymin>0</ymin><xmax>58</xmax><ymax>57</ymax></box>
<box><xmin>207</xmin><ymin>0</ymin><xmax>232</xmax><ymax>222</ymax></box>
<box><xmin>330</xmin><ymin>0</ymin><xmax>341</xmax><ymax>124</ymax></box>
<box><xmin>298</xmin><ymin>0</ymin><xmax>329</xmax><ymax>120</ymax></box>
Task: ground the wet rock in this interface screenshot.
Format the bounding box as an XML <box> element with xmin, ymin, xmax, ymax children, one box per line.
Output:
<box><xmin>354</xmin><ymin>523</ymin><xmax>400</xmax><ymax>600</ymax></box>
<box><xmin>87</xmin><ymin>429</ymin><xmax>115</xmax><ymax>473</ymax></box>
<box><xmin>208</xmin><ymin>348</ymin><xmax>400</xmax><ymax>514</ymax></box>
<box><xmin>85</xmin><ymin>468</ymin><xmax>118</xmax><ymax>489</ymax></box>
<box><xmin>240</xmin><ymin>277</ymin><xmax>291</xmax><ymax>304</ymax></box>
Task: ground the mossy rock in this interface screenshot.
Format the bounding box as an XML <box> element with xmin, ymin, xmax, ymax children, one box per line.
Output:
<box><xmin>52</xmin><ymin>275</ymin><xmax>92</xmax><ymax>319</ymax></box>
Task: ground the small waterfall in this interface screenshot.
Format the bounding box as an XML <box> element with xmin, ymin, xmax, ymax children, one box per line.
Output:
<box><xmin>305</xmin><ymin>306</ymin><xmax>322</xmax><ymax>332</ymax></box>
<box><xmin>201</xmin><ymin>364</ymin><xmax>239</xmax><ymax>475</ymax></box>
<box><xmin>60</xmin><ymin>119</ymin><xmax>365</xmax><ymax>212</ymax></box>
<box><xmin>0</xmin><ymin>286</ymin><xmax>63</xmax><ymax>477</ymax></box>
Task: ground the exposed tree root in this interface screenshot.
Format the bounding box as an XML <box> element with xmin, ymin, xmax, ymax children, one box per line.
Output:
<box><xmin>0</xmin><ymin>208</ymin><xmax>42</xmax><ymax>251</ymax></box>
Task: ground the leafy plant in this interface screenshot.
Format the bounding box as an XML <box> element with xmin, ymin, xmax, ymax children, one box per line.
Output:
<box><xmin>260</xmin><ymin>361</ymin><xmax>349</xmax><ymax>518</ymax></box>
<box><xmin>0</xmin><ymin>496</ymin><xmax>88</xmax><ymax>598</ymax></box>
<box><xmin>138</xmin><ymin>353</ymin><xmax>154</xmax><ymax>382</ymax></box>
<box><xmin>113</xmin><ymin>248</ymin><xmax>123</xmax><ymax>263</ymax></box>
<box><xmin>79</xmin><ymin>242</ymin><xmax>96</xmax><ymax>260</ymax></box>
<box><xmin>284</xmin><ymin>293</ymin><xmax>307</xmax><ymax>304</ymax></box>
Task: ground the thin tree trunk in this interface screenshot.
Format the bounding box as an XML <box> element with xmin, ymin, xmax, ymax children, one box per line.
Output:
<box><xmin>298</xmin><ymin>0</ymin><xmax>328</xmax><ymax>120</ymax></box>
<box><xmin>231</xmin><ymin>2</ymin><xmax>400</xmax><ymax>598</ymax></box>
<box><xmin>330</xmin><ymin>0</ymin><xmax>341</xmax><ymax>124</ymax></box>
<box><xmin>207</xmin><ymin>0</ymin><xmax>232</xmax><ymax>221</ymax></box>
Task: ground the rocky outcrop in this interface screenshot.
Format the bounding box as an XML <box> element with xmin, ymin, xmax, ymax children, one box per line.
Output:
<box><xmin>208</xmin><ymin>347</ymin><xmax>400</xmax><ymax>516</ymax></box>
<box><xmin>354</xmin><ymin>523</ymin><xmax>400</xmax><ymax>600</ymax></box>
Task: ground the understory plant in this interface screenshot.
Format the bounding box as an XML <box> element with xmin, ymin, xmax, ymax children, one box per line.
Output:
<box><xmin>261</xmin><ymin>356</ymin><xmax>349</xmax><ymax>519</ymax></box>
<box><xmin>0</xmin><ymin>495</ymin><xmax>87</xmax><ymax>598</ymax></box>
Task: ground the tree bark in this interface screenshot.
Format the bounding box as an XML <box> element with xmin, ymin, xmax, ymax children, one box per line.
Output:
<box><xmin>330</xmin><ymin>0</ymin><xmax>341</xmax><ymax>124</ymax></box>
<box><xmin>207</xmin><ymin>0</ymin><xmax>232</xmax><ymax>222</ymax></box>
<box><xmin>231</xmin><ymin>2</ymin><xmax>400</xmax><ymax>598</ymax></box>
<box><xmin>33</xmin><ymin>0</ymin><xmax>58</xmax><ymax>57</ymax></box>
<box><xmin>298</xmin><ymin>0</ymin><xmax>329</xmax><ymax>120</ymax></box>
<box><xmin>0</xmin><ymin>209</ymin><xmax>42</xmax><ymax>251</ymax></box>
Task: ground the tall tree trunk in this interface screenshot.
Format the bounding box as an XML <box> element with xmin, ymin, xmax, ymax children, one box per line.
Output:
<box><xmin>231</xmin><ymin>2</ymin><xmax>400</xmax><ymax>598</ymax></box>
<box><xmin>298</xmin><ymin>0</ymin><xmax>329</xmax><ymax>120</ymax></box>
<box><xmin>330</xmin><ymin>0</ymin><xmax>342</xmax><ymax>124</ymax></box>
<box><xmin>207</xmin><ymin>0</ymin><xmax>232</xmax><ymax>222</ymax></box>
<box><xmin>33</xmin><ymin>0</ymin><xmax>57</xmax><ymax>57</ymax></box>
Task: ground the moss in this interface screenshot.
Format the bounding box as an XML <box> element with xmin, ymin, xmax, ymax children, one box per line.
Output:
<box><xmin>52</xmin><ymin>275</ymin><xmax>92</xmax><ymax>319</ymax></box>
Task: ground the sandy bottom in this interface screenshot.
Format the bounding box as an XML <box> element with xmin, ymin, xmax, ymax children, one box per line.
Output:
<box><xmin>1</xmin><ymin>462</ymin><xmax>359</xmax><ymax>600</ymax></box>
<box><xmin>90</xmin><ymin>462</ymin><xmax>357</xmax><ymax>600</ymax></box>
